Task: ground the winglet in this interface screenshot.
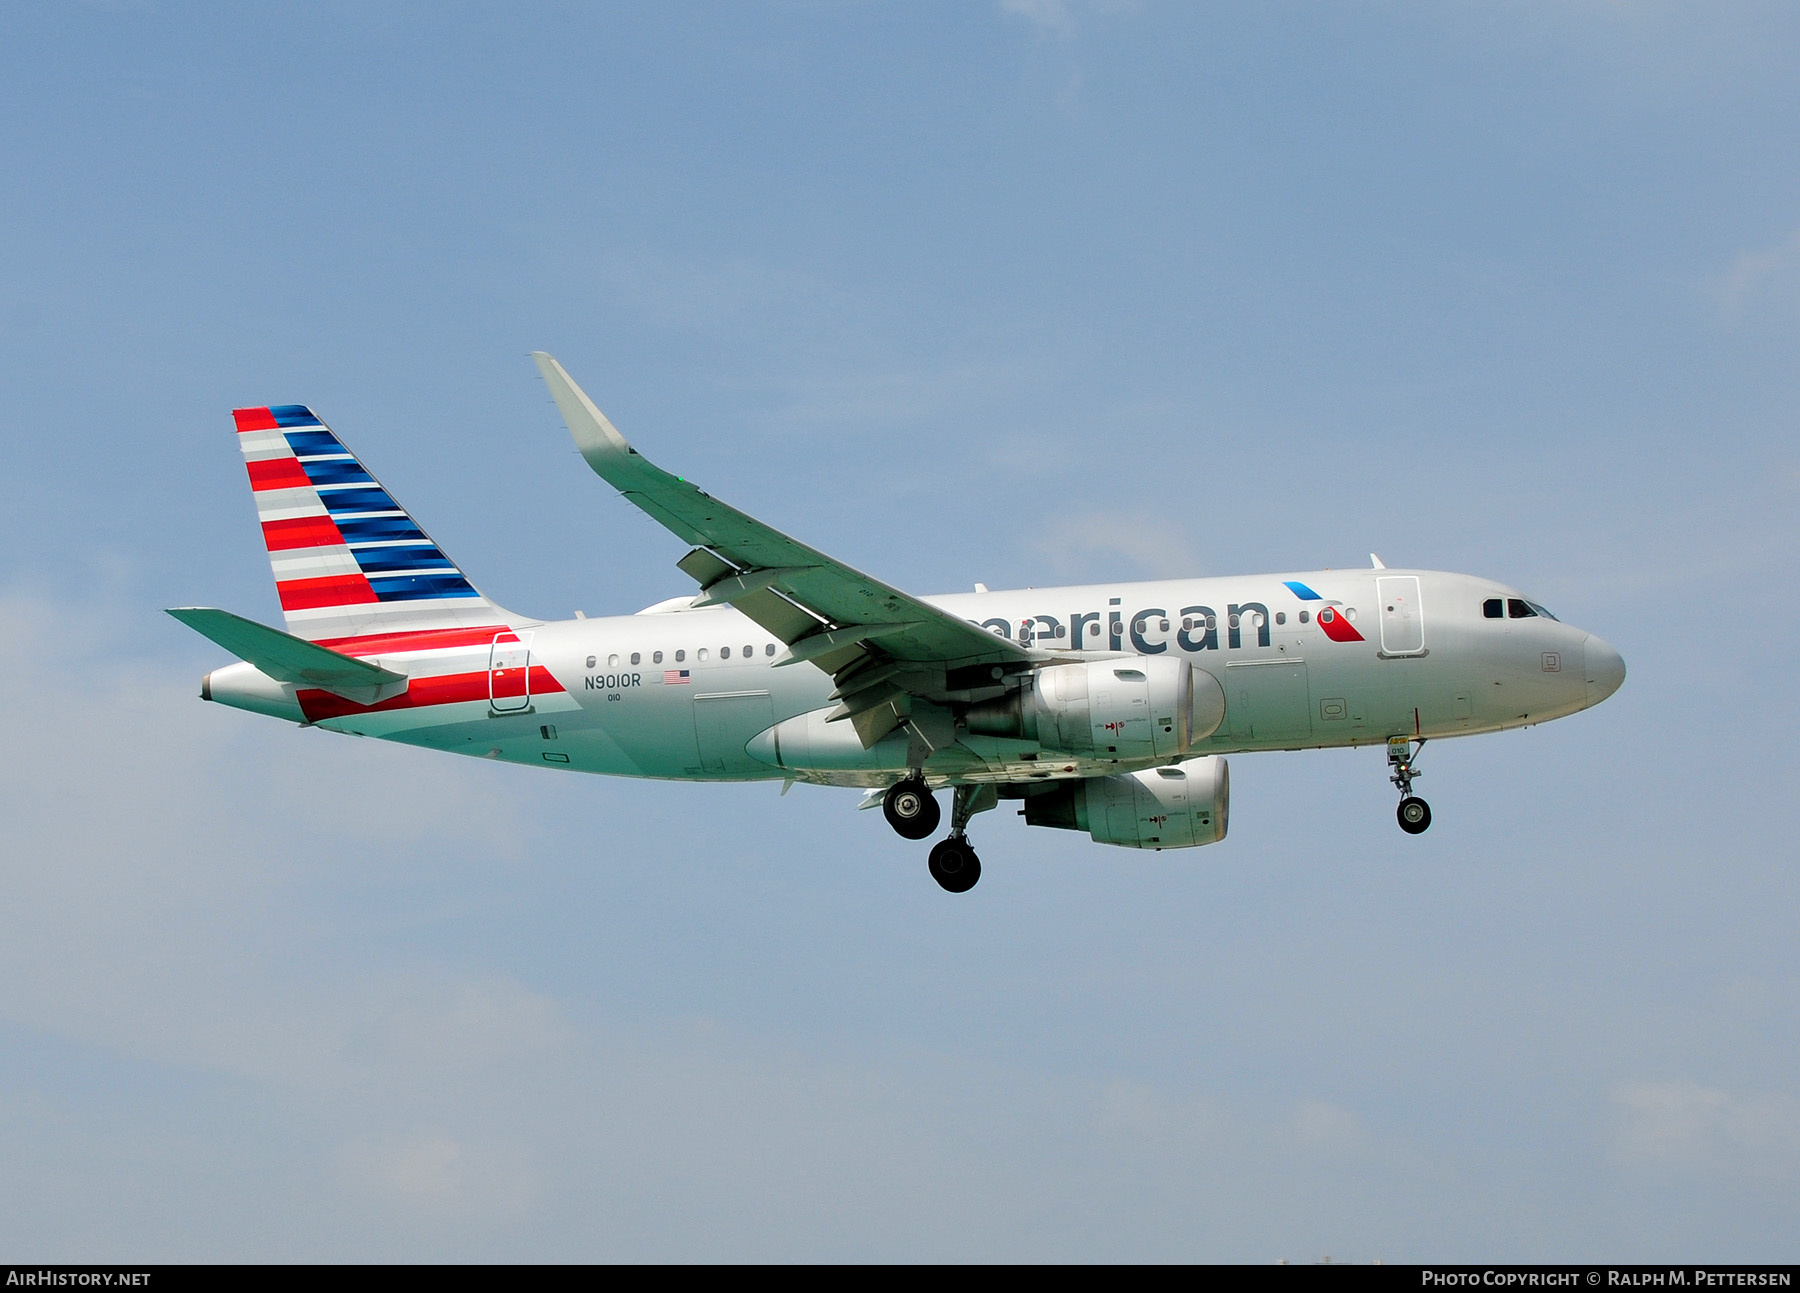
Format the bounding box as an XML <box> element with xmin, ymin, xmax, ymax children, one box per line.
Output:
<box><xmin>1370</xmin><ymin>553</ymin><xmax>1386</xmax><ymax>569</ymax></box>
<box><xmin>532</xmin><ymin>352</ymin><xmax>639</xmax><ymax>479</ymax></box>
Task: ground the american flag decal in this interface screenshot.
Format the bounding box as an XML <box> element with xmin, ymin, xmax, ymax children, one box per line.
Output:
<box><xmin>663</xmin><ymin>669</ymin><xmax>691</xmax><ymax>684</ymax></box>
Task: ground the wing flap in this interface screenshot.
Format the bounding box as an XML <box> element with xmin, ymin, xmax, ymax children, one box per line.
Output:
<box><xmin>730</xmin><ymin>587</ymin><xmax>827</xmax><ymax>644</ymax></box>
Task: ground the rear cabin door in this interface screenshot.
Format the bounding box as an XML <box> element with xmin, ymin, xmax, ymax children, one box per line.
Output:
<box><xmin>489</xmin><ymin>632</ymin><xmax>533</xmax><ymax>712</ymax></box>
<box><xmin>1376</xmin><ymin>576</ymin><xmax>1426</xmax><ymax>657</ymax></box>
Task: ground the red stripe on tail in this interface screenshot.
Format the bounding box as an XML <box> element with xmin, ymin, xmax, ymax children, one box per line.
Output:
<box><xmin>276</xmin><ymin>574</ymin><xmax>379</xmax><ymax>611</ymax></box>
<box><xmin>233</xmin><ymin>407</ymin><xmax>280</xmax><ymax>433</ymax></box>
<box><xmin>261</xmin><ymin>515</ymin><xmax>344</xmax><ymax>551</ymax></box>
<box><xmin>246</xmin><ymin>458</ymin><xmax>313</xmax><ymax>491</ymax></box>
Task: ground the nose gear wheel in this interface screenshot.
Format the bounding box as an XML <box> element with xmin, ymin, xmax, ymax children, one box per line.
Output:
<box><xmin>1387</xmin><ymin>737</ymin><xmax>1432</xmax><ymax>834</ymax></box>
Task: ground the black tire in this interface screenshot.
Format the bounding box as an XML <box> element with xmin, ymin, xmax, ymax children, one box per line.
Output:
<box><xmin>883</xmin><ymin>780</ymin><xmax>940</xmax><ymax>840</ymax></box>
<box><xmin>1397</xmin><ymin>796</ymin><xmax>1432</xmax><ymax>834</ymax></box>
<box><xmin>928</xmin><ymin>838</ymin><xmax>982</xmax><ymax>893</ymax></box>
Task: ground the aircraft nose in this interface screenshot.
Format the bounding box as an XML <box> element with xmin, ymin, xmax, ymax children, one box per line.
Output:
<box><xmin>1583</xmin><ymin>634</ymin><xmax>1626</xmax><ymax>708</ymax></box>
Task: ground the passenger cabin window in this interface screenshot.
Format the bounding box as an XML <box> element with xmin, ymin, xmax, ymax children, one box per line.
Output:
<box><xmin>1507</xmin><ymin>598</ymin><xmax>1536</xmax><ymax>619</ymax></box>
<box><xmin>1275</xmin><ymin>612</ymin><xmax>1286</xmax><ymax>625</ymax></box>
<box><xmin>720</xmin><ymin>646</ymin><xmax>731</xmax><ymax>659</ymax></box>
<box><xmin>675</xmin><ymin>650</ymin><xmax>685</xmax><ymax>663</ymax></box>
<box><xmin>1299</xmin><ymin>610</ymin><xmax>1310</xmax><ymax>624</ymax></box>
<box><xmin>608</xmin><ymin>654</ymin><xmax>620</xmax><ymax>668</ymax></box>
<box><xmin>764</xmin><ymin>643</ymin><xmax>776</xmax><ymax>655</ymax></box>
<box><xmin>653</xmin><ymin>650</ymin><xmax>664</xmax><ymax>664</ymax></box>
<box><xmin>630</xmin><ymin>652</ymin><xmax>641</xmax><ymax>665</ymax></box>
<box><xmin>585</xmin><ymin>655</ymin><xmax>596</xmax><ymax>668</ymax></box>
<box><xmin>744</xmin><ymin>645</ymin><xmax>754</xmax><ymax>658</ymax></box>
<box><xmin>1484</xmin><ymin>599</ymin><xmax>1503</xmax><ymax>619</ymax></box>
<box><xmin>698</xmin><ymin>648</ymin><xmax>710</xmax><ymax>661</ymax></box>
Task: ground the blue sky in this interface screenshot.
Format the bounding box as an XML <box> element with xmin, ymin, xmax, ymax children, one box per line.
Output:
<box><xmin>1</xmin><ymin>0</ymin><xmax>1797</xmax><ymax>1261</ymax></box>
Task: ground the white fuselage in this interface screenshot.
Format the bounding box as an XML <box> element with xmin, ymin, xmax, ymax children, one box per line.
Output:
<box><xmin>207</xmin><ymin>567</ymin><xmax>1620</xmax><ymax>790</ymax></box>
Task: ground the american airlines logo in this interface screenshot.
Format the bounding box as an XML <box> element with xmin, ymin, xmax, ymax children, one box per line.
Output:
<box><xmin>989</xmin><ymin>582</ymin><xmax>1365</xmax><ymax>651</ymax></box>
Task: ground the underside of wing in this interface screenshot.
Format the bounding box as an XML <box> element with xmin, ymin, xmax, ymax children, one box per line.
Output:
<box><xmin>532</xmin><ymin>352</ymin><xmax>1076</xmax><ymax>750</ymax></box>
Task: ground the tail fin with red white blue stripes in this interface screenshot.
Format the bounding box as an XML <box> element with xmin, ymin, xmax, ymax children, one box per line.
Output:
<box><xmin>232</xmin><ymin>404</ymin><xmax>518</xmax><ymax>644</ymax></box>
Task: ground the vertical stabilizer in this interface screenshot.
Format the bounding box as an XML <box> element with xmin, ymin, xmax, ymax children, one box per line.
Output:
<box><xmin>231</xmin><ymin>405</ymin><xmax>517</xmax><ymax>645</ymax></box>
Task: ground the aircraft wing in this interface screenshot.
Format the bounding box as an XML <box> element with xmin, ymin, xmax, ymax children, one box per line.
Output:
<box><xmin>533</xmin><ymin>352</ymin><xmax>1054</xmax><ymax>750</ymax></box>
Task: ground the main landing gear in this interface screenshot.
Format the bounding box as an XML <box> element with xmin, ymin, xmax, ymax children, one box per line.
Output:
<box><xmin>883</xmin><ymin>775</ymin><xmax>996</xmax><ymax>893</ymax></box>
<box><xmin>928</xmin><ymin>836</ymin><xmax>980</xmax><ymax>894</ymax></box>
<box><xmin>1387</xmin><ymin>737</ymin><xmax>1432</xmax><ymax>835</ymax></box>
<box><xmin>882</xmin><ymin>776</ymin><xmax>940</xmax><ymax>840</ymax></box>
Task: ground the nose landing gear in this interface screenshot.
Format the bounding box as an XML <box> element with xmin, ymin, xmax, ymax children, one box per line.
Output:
<box><xmin>1388</xmin><ymin>737</ymin><xmax>1432</xmax><ymax>835</ymax></box>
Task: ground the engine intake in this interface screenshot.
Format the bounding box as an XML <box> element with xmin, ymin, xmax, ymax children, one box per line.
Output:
<box><xmin>966</xmin><ymin>657</ymin><xmax>1224</xmax><ymax>759</ymax></box>
<box><xmin>1022</xmin><ymin>756</ymin><xmax>1229</xmax><ymax>849</ymax></box>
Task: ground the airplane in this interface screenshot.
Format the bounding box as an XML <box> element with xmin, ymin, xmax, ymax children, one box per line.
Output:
<box><xmin>170</xmin><ymin>352</ymin><xmax>1626</xmax><ymax>893</ymax></box>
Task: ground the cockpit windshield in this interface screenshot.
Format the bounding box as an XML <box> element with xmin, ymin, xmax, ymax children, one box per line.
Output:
<box><xmin>1483</xmin><ymin>597</ymin><xmax>1559</xmax><ymax>621</ymax></box>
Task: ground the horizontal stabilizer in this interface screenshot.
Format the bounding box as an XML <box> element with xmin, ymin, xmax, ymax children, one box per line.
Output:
<box><xmin>166</xmin><ymin>607</ymin><xmax>409</xmax><ymax>704</ymax></box>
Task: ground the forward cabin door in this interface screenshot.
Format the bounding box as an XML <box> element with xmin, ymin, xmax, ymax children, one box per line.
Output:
<box><xmin>1376</xmin><ymin>576</ymin><xmax>1426</xmax><ymax>657</ymax></box>
<box><xmin>489</xmin><ymin>632</ymin><xmax>533</xmax><ymax>712</ymax></box>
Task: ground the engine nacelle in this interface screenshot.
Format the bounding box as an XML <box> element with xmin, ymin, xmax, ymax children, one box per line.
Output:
<box><xmin>966</xmin><ymin>657</ymin><xmax>1224</xmax><ymax>760</ymax></box>
<box><xmin>1021</xmin><ymin>756</ymin><xmax>1229</xmax><ymax>849</ymax></box>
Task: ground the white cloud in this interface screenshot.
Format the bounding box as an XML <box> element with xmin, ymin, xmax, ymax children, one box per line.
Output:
<box><xmin>1031</xmin><ymin>511</ymin><xmax>1207</xmax><ymax>580</ymax></box>
<box><xmin>586</xmin><ymin>249</ymin><xmax>838</xmax><ymax>335</ymax></box>
<box><xmin>338</xmin><ymin>1130</ymin><xmax>541</xmax><ymax>1219</ymax></box>
<box><xmin>1709</xmin><ymin>227</ymin><xmax>1800</xmax><ymax>319</ymax></box>
<box><xmin>1610</xmin><ymin>1081</ymin><xmax>1800</xmax><ymax>1180</ymax></box>
<box><xmin>1286</xmin><ymin>1099</ymin><xmax>1369</xmax><ymax>1154</ymax></box>
<box><xmin>770</xmin><ymin>357</ymin><xmax>1044</xmax><ymax>434</ymax></box>
<box><xmin>1000</xmin><ymin>0</ymin><xmax>1136</xmax><ymax>40</ymax></box>
<box><xmin>1002</xmin><ymin>0</ymin><xmax>1080</xmax><ymax>39</ymax></box>
<box><xmin>1095</xmin><ymin>1077</ymin><xmax>1222</xmax><ymax>1144</ymax></box>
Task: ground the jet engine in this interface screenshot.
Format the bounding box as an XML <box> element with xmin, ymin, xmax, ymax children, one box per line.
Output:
<box><xmin>1021</xmin><ymin>756</ymin><xmax>1229</xmax><ymax>849</ymax></box>
<box><xmin>965</xmin><ymin>657</ymin><xmax>1225</xmax><ymax>760</ymax></box>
